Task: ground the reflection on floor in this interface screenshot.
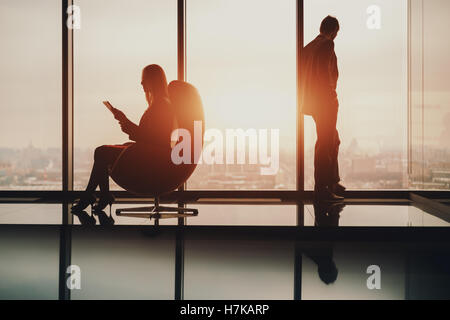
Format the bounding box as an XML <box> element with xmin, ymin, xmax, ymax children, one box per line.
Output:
<box><xmin>0</xmin><ymin>197</ymin><xmax>449</xmax><ymax>300</ymax></box>
<box><xmin>0</xmin><ymin>225</ymin><xmax>449</xmax><ymax>300</ymax></box>
<box><xmin>0</xmin><ymin>201</ymin><xmax>448</xmax><ymax>226</ymax></box>
<box><xmin>301</xmin><ymin>241</ymin><xmax>450</xmax><ymax>300</ymax></box>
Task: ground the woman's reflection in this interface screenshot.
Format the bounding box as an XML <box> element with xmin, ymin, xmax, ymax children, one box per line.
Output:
<box><xmin>72</xmin><ymin>210</ymin><xmax>115</xmax><ymax>226</ymax></box>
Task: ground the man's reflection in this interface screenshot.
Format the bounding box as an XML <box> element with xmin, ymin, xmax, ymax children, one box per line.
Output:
<box><xmin>313</xmin><ymin>201</ymin><xmax>344</xmax><ymax>227</ymax></box>
<box><xmin>303</xmin><ymin>201</ymin><xmax>345</xmax><ymax>284</ymax></box>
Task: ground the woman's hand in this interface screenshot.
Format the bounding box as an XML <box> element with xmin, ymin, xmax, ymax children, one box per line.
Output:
<box><xmin>112</xmin><ymin>108</ymin><xmax>126</xmax><ymax>122</ymax></box>
<box><xmin>110</xmin><ymin>108</ymin><xmax>137</xmax><ymax>135</ymax></box>
<box><xmin>119</xmin><ymin>118</ymin><xmax>134</xmax><ymax>135</ymax></box>
<box><xmin>119</xmin><ymin>118</ymin><xmax>138</xmax><ymax>135</ymax></box>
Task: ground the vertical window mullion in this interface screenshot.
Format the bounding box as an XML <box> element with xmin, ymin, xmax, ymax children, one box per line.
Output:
<box><xmin>175</xmin><ymin>0</ymin><xmax>186</xmax><ymax>301</ymax></box>
<box><xmin>297</xmin><ymin>0</ymin><xmax>304</xmax><ymax>195</ymax></box>
<box><xmin>60</xmin><ymin>0</ymin><xmax>74</xmax><ymax>301</ymax></box>
<box><xmin>62</xmin><ymin>0</ymin><xmax>74</xmax><ymax>204</ymax></box>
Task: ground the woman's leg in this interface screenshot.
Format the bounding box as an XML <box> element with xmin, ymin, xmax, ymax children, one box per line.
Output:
<box><xmin>85</xmin><ymin>161</ymin><xmax>102</xmax><ymax>193</ymax></box>
<box><xmin>85</xmin><ymin>145</ymin><xmax>128</xmax><ymax>194</ymax></box>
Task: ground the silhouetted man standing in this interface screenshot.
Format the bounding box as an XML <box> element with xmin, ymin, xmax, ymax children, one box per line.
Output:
<box><xmin>300</xmin><ymin>16</ymin><xmax>345</xmax><ymax>201</ymax></box>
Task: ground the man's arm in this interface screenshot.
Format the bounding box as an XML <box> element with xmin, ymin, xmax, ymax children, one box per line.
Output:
<box><xmin>327</xmin><ymin>43</ymin><xmax>338</xmax><ymax>98</ymax></box>
<box><xmin>318</xmin><ymin>41</ymin><xmax>338</xmax><ymax>101</ymax></box>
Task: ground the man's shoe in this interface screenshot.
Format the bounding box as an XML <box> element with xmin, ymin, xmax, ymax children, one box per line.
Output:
<box><xmin>330</xmin><ymin>202</ymin><xmax>346</xmax><ymax>215</ymax></box>
<box><xmin>331</xmin><ymin>183</ymin><xmax>346</xmax><ymax>196</ymax></box>
<box><xmin>314</xmin><ymin>188</ymin><xmax>344</xmax><ymax>202</ymax></box>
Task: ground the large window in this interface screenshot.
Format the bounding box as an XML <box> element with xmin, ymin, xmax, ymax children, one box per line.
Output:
<box><xmin>304</xmin><ymin>0</ymin><xmax>408</xmax><ymax>190</ymax></box>
<box><xmin>0</xmin><ymin>0</ymin><xmax>62</xmax><ymax>190</ymax></box>
<box><xmin>2</xmin><ymin>1</ymin><xmax>447</xmax><ymax>193</ymax></box>
<box><xmin>186</xmin><ymin>0</ymin><xmax>297</xmax><ymax>190</ymax></box>
<box><xmin>74</xmin><ymin>0</ymin><xmax>177</xmax><ymax>190</ymax></box>
<box><xmin>409</xmin><ymin>0</ymin><xmax>450</xmax><ymax>190</ymax></box>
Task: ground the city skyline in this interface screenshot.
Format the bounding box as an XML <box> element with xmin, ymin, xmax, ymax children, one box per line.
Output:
<box><xmin>3</xmin><ymin>139</ymin><xmax>450</xmax><ymax>190</ymax></box>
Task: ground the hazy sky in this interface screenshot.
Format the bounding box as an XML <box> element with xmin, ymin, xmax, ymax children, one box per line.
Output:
<box><xmin>0</xmin><ymin>0</ymin><xmax>448</xmax><ymax>154</ymax></box>
<box><xmin>0</xmin><ymin>0</ymin><xmax>61</xmax><ymax>149</ymax></box>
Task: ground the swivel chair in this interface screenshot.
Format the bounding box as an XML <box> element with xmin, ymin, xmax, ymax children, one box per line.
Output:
<box><xmin>110</xmin><ymin>80</ymin><xmax>205</xmax><ymax>223</ymax></box>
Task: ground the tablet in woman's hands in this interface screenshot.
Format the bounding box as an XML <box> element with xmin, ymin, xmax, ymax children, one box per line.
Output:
<box><xmin>102</xmin><ymin>101</ymin><xmax>115</xmax><ymax>112</ymax></box>
<box><xmin>103</xmin><ymin>101</ymin><xmax>126</xmax><ymax>121</ymax></box>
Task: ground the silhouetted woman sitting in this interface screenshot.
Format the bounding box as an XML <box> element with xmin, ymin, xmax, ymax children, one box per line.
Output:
<box><xmin>72</xmin><ymin>64</ymin><xmax>175</xmax><ymax>212</ymax></box>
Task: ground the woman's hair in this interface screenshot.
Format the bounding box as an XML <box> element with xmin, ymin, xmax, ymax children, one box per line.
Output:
<box><xmin>142</xmin><ymin>64</ymin><xmax>169</xmax><ymax>99</ymax></box>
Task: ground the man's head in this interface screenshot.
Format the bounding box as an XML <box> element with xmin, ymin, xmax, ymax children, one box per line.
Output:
<box><xmin>318</xmin><ymin>260</ymin><xmax>338</xmax><ymax>285</ymax></box>
<box><xmin>320</xmin><ymin>15</ymin><xmax>339</xmax><ymax>40</ymax></box>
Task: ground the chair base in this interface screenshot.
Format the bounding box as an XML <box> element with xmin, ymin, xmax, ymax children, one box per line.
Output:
<box><xmin>116</xmin><ymin>197</ymin><xmax>198</xmax><ymax>225</ymax></box>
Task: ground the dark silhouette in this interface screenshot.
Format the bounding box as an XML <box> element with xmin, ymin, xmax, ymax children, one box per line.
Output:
<box><xmin>72</xmin><ymin>64</ymin><xmax>176</xmax><ymax>213</ymax></box>
<box><xmin>303</xmin><ymin>201</ymin><xmax>345</xmax><ymax>284</ymax></box>
<box><xmin>300</xmin><ymin>16</ymin><xmax>345</xmax><ymax>201</ymax></box>
<box><xmin>96</xmin><ymin>210</ymin><xmax>115</xmax><ymax>226</ymax></box>
<box><xmin>72</xmin><ymin>210</ymin><xmax>115</xmax><ymax>226</ymax></box>
<box><xmin>313</xmin><ymin>201</ymin><xmax>344</xmax><ymax>227</ymax></box>
<box><xmin>72</xmin><ymin>210</ymin><xmax>96</xmax><ymax>225</ymax></box>
<box><xmin>112</xmin><ymin>80</ymin><xmax>204</xmax><ymax>222</ymax></box>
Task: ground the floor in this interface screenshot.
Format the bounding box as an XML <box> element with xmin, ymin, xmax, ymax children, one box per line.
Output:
<box><xmin>0</xmin><ymin>195</ymin><xmax>449</xmax><ymax>300</ymax></box>
<box><xmin>0</xmin><ymin>200</ymin><xmax>448</xmax><ymax>227</ymax></box>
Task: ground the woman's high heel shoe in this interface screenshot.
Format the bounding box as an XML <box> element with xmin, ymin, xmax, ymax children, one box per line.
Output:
<box><xmin>72</xmin><ymin>210</ymin><xmax>97</xmax><ymax>225</ymax></box>
<box><xmin>92</xmin><ymin>193</ymin><xmax>115</xmax><ymax>213</ymax></box>
<box><xmin>72</xmin><ymin>194</ymin><xmax>96</xmax><ymax>212</ymax></box>
<box><xmin>95</xmin><ymin>210</ymin><xmax>115</xmax><ymax>226</ymax></box>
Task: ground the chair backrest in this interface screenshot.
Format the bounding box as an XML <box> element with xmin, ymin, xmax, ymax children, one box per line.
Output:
<box><xmin>110</xmin><ymin>80</ymin><xmax>205</xmax><ymax>195</ymax></box>
<box><xmin>169</xmin><ymin>80</ymin><xmax>205</xmax><ymax>165</ymax></box>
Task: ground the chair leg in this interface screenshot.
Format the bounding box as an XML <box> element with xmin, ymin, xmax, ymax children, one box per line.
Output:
<box><xmin>115</xmin><ymin>197</ymin><xmax>198</xmax><ymax>222</ymax></box>
<box><xmin>116</xmin><ymin>206</ymin><xmax>157</xmax><ymax>214</ymax></box>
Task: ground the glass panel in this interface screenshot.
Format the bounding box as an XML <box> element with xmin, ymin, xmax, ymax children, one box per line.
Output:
<box><xmin>72</xmin><ymin>203</ymin><xmax>179</xmax><ymax>226</ymax></box>
<box><xmin>188</xmin><ymin>204</ymin><xmax>297</xmax><ymax>226</ymax></box>
<box><xmin>407</xmin><ymin>242</ymin><xmax>450</xmax><ymax>300</ymax></box>
<box><xmin>301</xmin><ymin>242</ymin><xmax>406</xmax><ymax>300</ymax></box>
<box><xmin>304</xmin><ymin>204</ymin><xmax>450</xmax><ymax>227</ymax></box>
<box><xmin>0</xmin><ymin>0</ymin><xmax>62</xmax><ymax>190</ymax></box>
<box><xmin>186</xmin><ymin>0</ymin><xmax>296</xmax><ymax>190</ymax></box>
<box><xmin>0</xmin><ymin>226</ymin><xmax>59</xmax><ymax>299</ymax></box>
<box><xmin>304</xmin><ymin>0</ymin><xmax>408</xmax><ymax>190</ymax></box>
<box><xmin>184</xmin><ymin>236</ymin><xmax>294</xmax><ymax>299</ymax></box>
<box><xmin>0</xmin><ymin>204</ymin><xmax>61</xmax><ymax>224</ymax></box>
<box><xmin>409</xmin><ymin>0</ymin><xmax>450</xmax><ymax>190</ymax></box>
<box><xmin>408</xmin><ymin>0</ymin><xmax>425</xmax><ymax>189</ymax></box>
<box><xmin>74</xmin><ymin>0</ymin><xmax>177</xmax><ymax>190</ymax></box>
<box><xmin>71</xmin><ymin>228</ymin><xmax>175</xmax><ymax>299</ymax></box>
